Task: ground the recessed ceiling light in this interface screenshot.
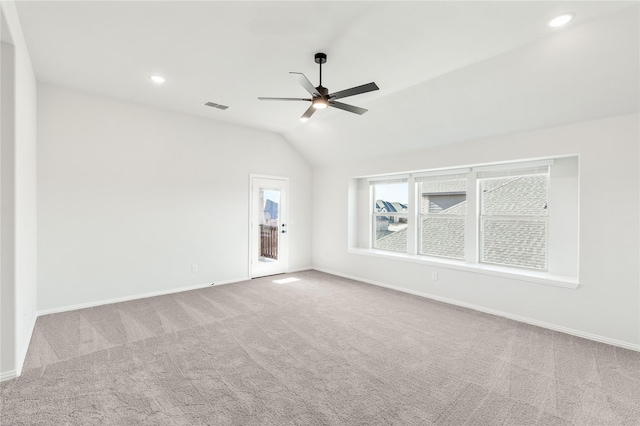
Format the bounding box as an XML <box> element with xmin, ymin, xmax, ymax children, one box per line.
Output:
<box><xmin>150</xmin><ymin>75</ymin><xmax>165</xmax><ymax>84</ymax></box>
<box><xmin>547</xmin><ymin>13</ymin><xmax>574</xmax><ymax>28</ymax></box>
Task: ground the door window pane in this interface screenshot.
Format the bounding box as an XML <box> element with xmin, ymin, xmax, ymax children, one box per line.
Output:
<box><xmin>259</xmin><ymin>188</ymin><xmax>280</xmax><ymax>262</ymax></box>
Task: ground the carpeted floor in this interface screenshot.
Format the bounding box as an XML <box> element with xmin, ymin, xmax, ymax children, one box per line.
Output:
<box><xmin>1</xmin><ymin>270</ymin><xmax>639</xmax><ymax>425</ymax></box>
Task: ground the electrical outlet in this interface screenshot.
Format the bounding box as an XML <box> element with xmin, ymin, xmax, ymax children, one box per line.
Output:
<box><xmin>191</xmin><ymin>264</ymin><xmax>198</xmax><ymax>273</ymax></box>
<box><xmin>431</xmin><ymin>272</ymin><xmax>438</xmax><ymax>281</ymax></box>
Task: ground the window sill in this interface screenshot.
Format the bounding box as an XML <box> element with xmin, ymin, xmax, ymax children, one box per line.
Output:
<box><xmin>347</xmin><ymin>248</ymin><xmax>579</xmax><ymax>289</ymax></box>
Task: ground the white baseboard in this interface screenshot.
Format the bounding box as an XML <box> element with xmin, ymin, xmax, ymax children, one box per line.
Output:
<box><xmin>1</xmin><ymin>311</ymin><xmax>38</xmax><ymax>382</ymax></box>
<box><xmin>0</xmin><ymin>370</ymin><xmax>18</xmax><ymax>382</ymax></box>
<box><xmin>35</xmin><ymin>271</ymin><xmax>313</xmax><ymax>318</ymax></box>
<box><xmin>313</xmin><ymin>267</ymin><xmax>640</xmax><ymax>352</ymax></box>
<box><xmin>37</xmin><ymin>276</ymin><xmax>250</xmax><ymax>317</ymax></box>
<box><xmin>211</xmin><ymin>276</ymin><xmax>250</xmax><ymax>287</ymax></box>
<box><xmin>15</xmin><ymin>312</ymin><xmax>38</xmax><ymax>376</ymax></box>
<box><xmin>286</xmin><ymin>266</ymin><xmax>313</xmax><ymax>273</ymax></box>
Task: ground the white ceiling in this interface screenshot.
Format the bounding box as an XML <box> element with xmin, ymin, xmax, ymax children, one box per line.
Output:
<box><xmin>14</xmin><ymin>1</ymin><xmax>640</xmax><ymax>166</ymax></box>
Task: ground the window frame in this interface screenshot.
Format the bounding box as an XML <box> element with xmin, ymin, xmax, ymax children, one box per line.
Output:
<box><xmin>416</xmin><ymin>171</ymin><xmax>469</xmax><ymax>260</ymax></box>
<box><xmin>369</xmin><ymin>177</ymin><xmax>410</xmax><ymax>254</ymax></box>
<box><xmin>352</xmin><ymin>157</ymin><xmax>578</xmax><ymax>288</ymax></box>
<box><xmin>365</xmin><ymin>160</ymin><xmax>555</xmax><ymax>270</ymax></box>
<box><xmin>477</xmin><ymin>167</ymin><xmax>550</xmax><ymax>271</ymax></box>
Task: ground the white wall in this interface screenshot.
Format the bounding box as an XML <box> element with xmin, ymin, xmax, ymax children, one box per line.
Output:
<box><xmin>1</xmin><ymin>38</ymin><xmax>17</xmax><ymax>381</ymax></box>
<box><xmin>0</xmin><ymin>1</ymin><xmax>38</xmax><ymax>380</ymax></box>
<box><xmin>312</xmin><ymin>114</ymin><xmax>640</xmax><ymax>348</ymax></box>
<box><xmin>37</xmin><ymin>85</ymin><xmax>312</xmax><ymax>312</ymax></box>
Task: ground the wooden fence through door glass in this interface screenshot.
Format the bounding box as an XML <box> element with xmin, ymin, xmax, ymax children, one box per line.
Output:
<box><xmin>260</xmin><ymin>224</ymin><xmax>278</xmax><ymax>260</ymax></box>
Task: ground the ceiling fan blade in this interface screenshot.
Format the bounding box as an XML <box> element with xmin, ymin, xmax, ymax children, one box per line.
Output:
<box><xmin>329</xmin><ymin>82</ymin><xmax>379</xmax><ymax>100</ymax></box>
<box><xmin>258</xmin><ymin>97</ymin><xmax>312</xmax><ymax>101</ymax></box>
<box><xmin>300</xmin><ymin>105</ymin><xmax>316</xmax><ymax>120</ymax></box>
<box><xmin>290</xmin><ymin>72</ymin><xmax>321</xmax><ymax>97</ymax></box>
<box><xmin>328</xmin><ymin>101</ymin><xmax>368</xmax><ymax>115</ymax></box>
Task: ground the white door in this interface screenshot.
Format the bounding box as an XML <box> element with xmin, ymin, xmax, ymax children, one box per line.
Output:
<box><xmin>250</xmin><ymin>176</ymin><xmax>289</xmax><ymax>278</ymax></box>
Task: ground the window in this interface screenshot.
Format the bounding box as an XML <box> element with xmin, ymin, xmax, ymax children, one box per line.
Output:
<box><xmin>352</xmin><ymin>157</ymin><xmax>579</xmax><ymax>283</ymax></box>
<box><xmin>370</xmin><ymin>178</ymin><xmax>408</xmax><ymax>253</ymax></box>
<box><xmin>417</xmin><ymin>173</ymin><xmax>467</xmax><ymax>259</ymax></box>
<box><xmin>478</xmin><ymin>166</ymin><xmax>549</xmax><ymax>270</ymax></box>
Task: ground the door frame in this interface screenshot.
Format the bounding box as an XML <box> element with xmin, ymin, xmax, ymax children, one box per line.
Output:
<box><xmin>248</xmin><ymin>174</ymin><xmax>290</xmax><ymax>278</ymax></box>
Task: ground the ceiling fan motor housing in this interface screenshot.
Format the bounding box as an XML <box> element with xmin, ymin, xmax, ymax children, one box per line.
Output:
<box><xmin>316</xmin><ymin>86</ymin><xmax>329</xmax><ymax>98</ymax></box>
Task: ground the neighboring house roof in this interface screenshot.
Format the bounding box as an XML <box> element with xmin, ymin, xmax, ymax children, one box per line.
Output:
<box><xmin>420</xmin><ymin>216</ymin><xmax>465</xmax><ymax>259</ymax></box>
<box><xmin>481</xmin><ymin>175</ymin><xmax>547</xmax><ymax>216</ymax></box>
<box><xmin>389</xmin><ymin>202</ymin><xmax>408</xmax><ymax>213</ymax></box>
<box><xmin>420</xmin><ymin>179</ymin><xmax>466</xmax><ymax>194</ymax></box>
<box><xmin>482</xmin><ymin>218</ymin><xmax>547</xmax><ymax>269</ymax></box>
<box><xmin>375</xmin><ymin>227</ymin><xmax>408</xmax><ymax>253</ymax></box>
<box><xmin>375</xmin><ymin>200</ymin><xmax>407</xmax><ymax>213</ymax></box>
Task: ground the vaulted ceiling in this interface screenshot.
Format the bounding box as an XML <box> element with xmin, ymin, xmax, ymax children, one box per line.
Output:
<box><xmin>14</xmin><ymin>1</ymin><xmax>640</xmax><ymax>166</ymax></box>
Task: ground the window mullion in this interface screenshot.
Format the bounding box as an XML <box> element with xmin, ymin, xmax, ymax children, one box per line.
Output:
<box><xmin>369</xmin><ymin>183</ymin><xmax>374</xmax><ymax>248</ymax></box>
<box><xmin>466</xmin><ymin>172</ymin><xmax>478</xmax><ymax>264</ymax></box>
<box><xmin>407</xmin><ymin>176</ymin><xmax>416</xmax><ymax>255</ymax></box>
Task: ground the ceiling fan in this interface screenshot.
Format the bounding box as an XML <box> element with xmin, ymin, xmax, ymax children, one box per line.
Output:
<box><xmin>258</xmin><ymin>52</ymin><xmax>379</xmax><ymax>121</ymax></box>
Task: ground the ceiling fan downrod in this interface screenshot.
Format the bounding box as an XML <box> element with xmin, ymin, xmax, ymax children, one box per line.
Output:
<box><xmin>315</xmin><ymin>52</ymin><xmax>327</xmax><ymax>88</ymax></box>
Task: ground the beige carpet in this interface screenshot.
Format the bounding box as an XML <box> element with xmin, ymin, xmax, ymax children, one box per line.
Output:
<box><xmin>1</xmin><ymin>270</ymin><xmax>639</xmax><ymax>425</ymax></box>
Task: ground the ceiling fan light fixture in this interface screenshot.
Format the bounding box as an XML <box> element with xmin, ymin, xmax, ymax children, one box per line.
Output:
<box><xmin>312</xmin><ymin>98</ymin><xmax>328</xmax><ymax>109</ymax></box>
<box><xmin>547</xmin><ymin>13</ymin><xmax>574</xmax><ymax>28</ymax></box>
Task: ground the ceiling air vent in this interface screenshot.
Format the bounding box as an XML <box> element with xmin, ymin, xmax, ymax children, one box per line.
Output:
<box><xmin>204</xmin><ymin>101</ymin><xmax>229</xmax><ymax>110</ymax></box>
